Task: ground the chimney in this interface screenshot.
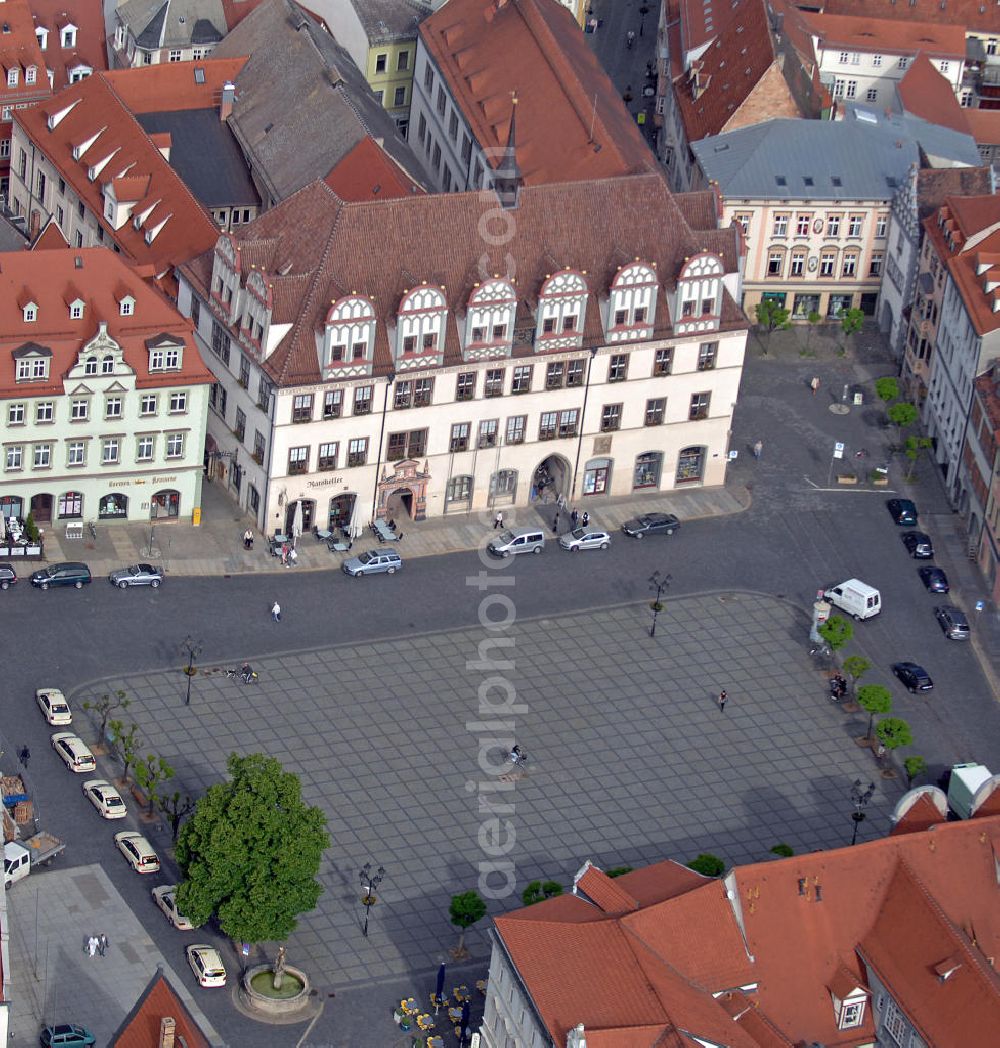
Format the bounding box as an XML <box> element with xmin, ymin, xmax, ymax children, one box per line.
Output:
<box><xmin>159</xmin><ymin>1017</ymin><xmax>176</xmax><ymax>1048</ymax></box>
<box><xmin>220</xmin><ymin>81</ymin><xmax>236</xmax><ymax>122</ymax></box>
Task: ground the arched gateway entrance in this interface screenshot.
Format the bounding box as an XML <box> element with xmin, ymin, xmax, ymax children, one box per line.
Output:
<box><xmin>531</xmin><ymin>454</ymin><xmax>570</xmax><ymax>503</ymax></box>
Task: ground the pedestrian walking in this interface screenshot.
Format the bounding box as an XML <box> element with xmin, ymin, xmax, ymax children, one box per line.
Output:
<box><xmin>718</xmin><ymin>689</ymin><xmax>728</xmax><ymax>712</ymax></box>
<box><xmin>626</xmin><ymin>29</ymin><xmax>635</xmax><ymax>48</ymax></box>
<box><xmin>552</xmin><ymin>511</ymin><xmax>560</xmax><ymax>534</ymax></box>
<box><xmin>87</xmin><ymin>937</ymin><xmax>97</xmax><ymax>957</ymax></box>
<box><xmin>243</xmin><ymin>527</ymin><xmax>254</xmax><ymax>550</ymax></box>
<box><xmin>98</xmin><ymin>934</ymin><xmax>109</xmax><ymax>956</ymax></box>
<box><xmin>17</xmin><ymin>744</ymin><xmax>29</xmax><ymax>767</ymax></box>
<box><xmin>570</xmin><ymin>508</ymin><xmax>579</xmax><ymax>529</ymax></box>
<box><xmin>281</xmin><ymin>542</ymin><xmax>289</xmax><ymax>566</ymax></box>
<box><xmin>271</xmin><ymin>601</ymin><xmax>281</xmax><ymax>623</ymax></box>
<box><xmin>810</xmin><ymin>376</ymin><xmax>820</xmax><ymax>396</ymax></box>
<box><xmin>288</xmin><ymin>546</ymin><xmax>298</xmax><ymax>568</ymax></box>
<box><xmin>581</xmin><ymin>511</ymin><xmax>590</xmax><ymax>527</ymax></box>
<box><xmin>753</xmin><ymin>440</ymin><xmax>763</xmax><ymax>460</ymax></box>
<box><xmin>494</xmin><ymin>511</ymin><xmax>503</xmax><ymax>530</ymax></box>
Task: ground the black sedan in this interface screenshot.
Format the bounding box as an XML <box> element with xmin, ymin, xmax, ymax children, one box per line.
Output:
<box><xmin>621</xmin><ymin>513</ymin><xmax>680</xmax><ymax>538</ymax></box>
<box><xmin>892</xmin><ymin>662</ymin><xmax>934</xmax><ymax>692</ymax></box>
<box><xmin>918</xmin><ymin>566</ymin><xmax>949</xmax><ymax>593</ymax></box>
<box><xmin>108</xmin><ymin>563</ymin><xmax>163</xmax><ymax>588</ymax></box>
<box><xmin>901</xmin><ymin>532</ymin><xmax>934</xmax><ymax>559</ymax></box>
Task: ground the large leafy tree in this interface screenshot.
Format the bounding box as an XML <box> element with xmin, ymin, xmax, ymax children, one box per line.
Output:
<box><xmin>176</xmin><ymin>753</ymin><xmax>329</xmax><ymax>944</ymax></box>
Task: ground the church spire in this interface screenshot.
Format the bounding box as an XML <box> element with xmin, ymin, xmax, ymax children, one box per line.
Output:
<box><xmin>494</xmin><ymin>92</ymin><xmax>523</xmax><ymax>209</ymax></box>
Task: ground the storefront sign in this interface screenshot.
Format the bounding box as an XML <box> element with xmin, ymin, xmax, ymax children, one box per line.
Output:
<box><xmin>306</xmin><ymin>476</ymin><xmax>345</xmax><ymax>489</ymax></box>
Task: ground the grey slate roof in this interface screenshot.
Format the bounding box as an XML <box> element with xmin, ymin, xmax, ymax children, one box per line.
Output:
<box><xmin>346</xmin><ymin>0</ymin><xmax>431</xmax><ymax>44</ymax></box>
<box><xmin>0</xmin><ymin>212</ymin><xmax>28</xmax><ymax>253</ymax></box>
<box><xmin>212</xmin><ymin>0</ymin><xmax>429</xmax><ymax>203</ymax></box>
<box><xmin>136</xmin><ymin>109</ymin><xmax>260</xmax><ymax>208</ymax></box>
<box><xmin>117</xmin><ymin>0</ymin><xmax>226</xmax><ymax>50</ymax></box>
<box><xmin>692</xmin><ymin>110</ymin><xmax>982</xmax><ymax>201</ymax></box>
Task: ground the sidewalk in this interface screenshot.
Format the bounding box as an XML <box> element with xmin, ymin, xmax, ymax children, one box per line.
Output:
<box><xmin>36</xmin><ymin>478</ymin><xmax>752</xmax><ymax>580</ymax></box>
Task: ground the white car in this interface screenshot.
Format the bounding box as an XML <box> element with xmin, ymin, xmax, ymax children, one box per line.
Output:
<box><xmin>36</xmin><ymin>688</ymin><xmax>72</xmax><ymax>725</ymax></box>
<box><xmin>82</xmin><ymin>779</ymin><xmax>127</xmax><ymax>819</ymax></box>
<box><xmin>50</xmin><ymin>732</ymin><xmax>96</xmax><ymax>773</ymax></box>
<box><xmin>186</xmin><ymin>943</ymin><xmax>226</xmax><ymax>987</ymax></box>
<box><xmin>114</xmin><ymin>831</ymin><xmax>160</xmax><ymax>874</ymax></box>
<box><xmin>558</xmin><ymin>528</ymin><xmax>612</xmax><ymax>552</ymax></box>
<box><xmin>152</xmin><ymin>885</ymin><xmax>195</xmax><ymax>931</ymax></box>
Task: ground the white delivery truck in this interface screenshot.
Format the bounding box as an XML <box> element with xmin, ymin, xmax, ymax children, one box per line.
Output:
<box><xmin>823</xmin><ymin>579</ymin><xmax>881</xmax><ymax>620</ymax></box>
<box><xmin>947</xmin><ymin>763</ymin><xmax>996</xmax><ymax>819</ymax></box>
<box><xmin>3</xmin><ymin>832</ymin><xmax>65</xmax><ymax>889</ymax></box>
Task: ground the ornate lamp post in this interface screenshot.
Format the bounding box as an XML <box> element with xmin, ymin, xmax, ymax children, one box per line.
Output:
<box><xmin>181</xmin><ymin>635</ymin><xmax>203</xmax><ymax>707</ymax></box>
<box><xmin>571</xmin><ymin>345</ymin><xmax>600</xmax><ymax>501</ymax></box>
<box><xmin>370</xmin><ymin>372</ymin><xmax>396</xmax><ymax>525</ymax></box>
<box><xmin>649</xmin><ymin>571</ymin><xmax>671</xmax><ymax>638</ymax></box>
<box><xmin>850</xmin><ymin>779</ymin><xmax>875</xmax><ymax>846</ymax></box>
<box><xmin>359</xmin><ymin>862</ymin><xmax>386</xmax><ymax>937</ymax></box>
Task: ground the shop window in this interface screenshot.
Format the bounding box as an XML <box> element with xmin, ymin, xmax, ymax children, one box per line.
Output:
<box><xmin>633</xmin><ymin>452</ymin><xmax>662</xmax><ymax>489</ymax></box>
<box><xmin>99</xmin><ymin>493</ymin><xmax>128</xmax><ymax>519</ymax></box>
<box><xmin>151</xmin><ymin>490</ymin><xmax>180</xmax><ymax>518</ymax></box>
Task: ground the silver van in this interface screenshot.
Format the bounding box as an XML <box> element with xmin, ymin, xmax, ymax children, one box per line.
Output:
<box><xmin>488</xmin><ymin>528</ymin><xmax>545</xmax><ymax>557</ymax></box>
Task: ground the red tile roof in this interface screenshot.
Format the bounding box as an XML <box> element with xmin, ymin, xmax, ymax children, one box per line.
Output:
<box><xmin>802</xmin><ymin>8</ymin><xmax>969</xmax><ymax>54</ymax></box>
<box><xmin>0</xmin><ymin>0</ymin><xmax>51</xmax><ymax>117</ymax></box>
<box><xmin>493</xmin><ymin>814</ymin><xmax>1000</xmax><ymax>1047</ymax></box>
<box><xmin>964</xmin><ymin>107</ymin><xmax>1000</xmax><ymax>147</ymax></box>
<box><xmin>323</xmin><ymin>136</ymin><xmax>425</xmax><ymax>201</ymax></box>
<box><xmin>110</xmin><ymin>967</ymin><xmax>212</xmax><ymax>1047</ymax></box>
<box><xmin>898</xmin><ymin>53</ymin><xmax>972</xmax><ymax>134</ymax></box>
<box><xmin>29</xmin><ymin>214</ymin><xmax>69</xmax><ymax>250</ymax></box>
<box><xmin>102</xmin><ymin>57</ymin><xmax>249</xmax><ymax>114</ymax></box>
<box><xmin>0</xmin><ymin>247</ymin><xmax>212</xmax><ymax>399</ymax></box>
<box><xmin>220</xmin><ymin>0</ymin><xmax>268</xmax><ymax>30</ymax></box>
<box><xmin>419</xmin><ymin>0</ymin><xmax>656</xmax><ymax>185</ymax></box>
<box><xmin>818</xmin><ymin>0</ymin><xmax>1000</xmax><ymax>33</ymax></box>
<box><xmin>30</xmin><ymin>0</ymin><xmax>108</xmax><ymax>92</ymax></box>
<box><xmin>15</xmin><ymin>72</ymin><xmax>221</xmax><ymax>286</ymax></box>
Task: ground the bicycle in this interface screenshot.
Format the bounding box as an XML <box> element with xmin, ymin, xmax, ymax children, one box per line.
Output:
<box><xmin>809</xmin><ymin>642</ymin><xmax>833</xmax><ymax>659</ymax></box>
<box><xmin>225</xmin><ymin>666</ymin><xmax>259</xmax><ymax>684</ymax></box>
<box><xmin>500</xmin><ymin>747</ymin><xmax>529</xmax><ymax>781</ymax></box>
<box><xmin>87</xmin><ymin>520</ymin><xmax>97</xmax><ymax>539</ymax></box>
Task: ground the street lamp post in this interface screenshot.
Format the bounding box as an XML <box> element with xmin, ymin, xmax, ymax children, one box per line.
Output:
<box><xmin>369</xmin><ymin>372</ymin><xmax>396</xmax><ymax>526</ymax></box>
<box><xmin>571</xmin><ymin>346</ymin><xmax>599</xmax><ymax>501</ymax></box>
<box><xmin>850</xmin><ymin>779</ymin><xmax>875</xmax><ymax>846</ymax></box>
<box><xmin>181</xmin><ymin>635</ymin><xmax>203</xmax><ymax>707</ymax></box>
<box><xmin>359</xmin><ymin>863</ymin><xmax>386</xmax><ymax>937</ymax></box>
<box><xmin>648</xmin><ymin>571</ymin><xmax>672</xmax><ymax>638</ymax></box>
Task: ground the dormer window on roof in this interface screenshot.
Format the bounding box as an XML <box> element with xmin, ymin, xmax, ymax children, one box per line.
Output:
<box><xmin>68</xmin><ymin>297</ymin><xmax>85</xmax><ymax>320</ymax></box>
<box><xmin>608</xmin><ymin>262</ymin><xmax>658</xmax><ymax>343</ymax></box>
<box><xmin>464</xmin><ymin>278</ymin><xmax>516</xmax><ymax>359</ymax></box>
<box><xmin>83</xmin><ymin>355</ymin><xmax>98</xmax><ymax>375</ymax></box>
<box><xmin>536</xmin><ymin>270</ymin><xmax>588</xmax><ymax>351</ymax></box>
<box><xmin>25</xmin><ymin>66</ymin><xmax>36</xmax><ymax>85</ymax></box>
<box><xmin>676</xmin><ymin>253</ymin><xmax>723</xmax><ymax>336</ymax></box>
<box><xmin>36</xmin><ymin>27</ymin><xmax>48</xmax><ymax>50</ymax></box>
<box><xmin>22</xmin><ymin>301</ymin><xmax>37</xmax><ymax>322</ymax></box>
<box><xmin>61</xmin><ymin>25</ymin><xmax>77</xmax><ymax>49</ymax></box>
<box><xmin>323</xmin><ymin>295</ymin><xmax>376</xmax><ymax>375</ymax></box>
<box><xmin>7</xmin><ymin>68</ymin><xmax>18</xmax><ymax>88</ymax></box>
<box><xmin>396</xmin><ymin>285</ymin><xmax>447</xmax><ymax>369</ymax></box>
<box><xmin>119</xmin><ymin>295</ymin><xmax>135</xmax><ymax>316</ymax></box>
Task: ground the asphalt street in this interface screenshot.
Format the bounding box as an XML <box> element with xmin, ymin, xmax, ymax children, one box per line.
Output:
<box><xmin>4</xmin><ymin>339</ymin><xmax>998</xmax><ymax>1047</ymax></box>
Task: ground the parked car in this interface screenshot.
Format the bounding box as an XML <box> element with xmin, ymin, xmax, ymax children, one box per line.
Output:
<box><xmin>152</xmin><ymin>885</ymin><xmax>195</xmax><ymax>931</ymax></box>
<box><xmin>0</xmin><ymin>563</ymin><xmax>17</xmax><ymax>590</ymax></box>
<box><xmin>918</xmin><ymin>566</ymin><xmax>949</xmax><ymax>593</ymax></box>
<box><xmin>621</xmin><ymin>513</ymin><xmax>680</xmax><ymax>538</ymax></box>
<box><xmin>30</xmin><ymin>562</ymin><xmax>92</xmax><ymax>590</ymax></box>
<box><xmin>36</xmin><ymin>687</ymin><xmax>72</xmax><ymax>725</ymax></box>
<box><xmin>558</xmin><ymin>528</ymin><xmax>611</xmax><ymax>552</ymax></box>
<box><xmin>40</xmin><ymin>1025</ymin><xmax>96</xmax><ymax>1047</ymax></box>
<box><xmin>50</xmin><ymin>733</ymin><xmax>96</xmax><ymax>773</ymax></box>
<box><xmin>887</xmin><ymin>498</ymin><xmax>918</xmax><ymax>526</ymax></box>
<box><xmin>488</xmin><ymin>528</ymin><xmax>545</xmax><ymax>557</ymax></box>
<box><xmin>186</xmin><ymin>943</ymin><xmax>227</xmax><ymax>987</ymax></box>
<box><xmin>108</xmin><ymin>563</ymin><xmax>163</xmax><ymax>589</ymax></box>
<box><xmin>341</xmin><ymin>548</ymin><xmax>402</xmax><ymax>576</ymax></box>
<box><xmin>892</xmin><ymin>662</ymin><xmax>934</xmax><ymax>692</ymax></box>
<box><xmin>114</xmin><ymin>831</ymin><xmax>160</xmax><ymax>874</ymax></box>
<box><xmin>934</xmin><ymin>604</ymin><xmax>971</xmax><ymax>641</ymax></box>
<box><xmin>82</xmin><ymin>779</ymin><xmax>127</xmax><ymax>820</ymax></box>
<box><xmin>901</xmin><ymin>532</ymin><xmax>934</xmax><ymax>559</ymax></box>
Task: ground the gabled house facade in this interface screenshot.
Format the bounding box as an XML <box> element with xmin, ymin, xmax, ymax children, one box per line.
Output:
<box><xmin>0</xmin><ymin>248</ymin><xmax>212</xmax><ymax>527</ymax></box>
<box><xmin>176</xmin><ymin>173</ymin><xmax>747</xmax><ymax>537</ymax></box>
<box><xmin>111</xmin><ymin>0</ymin><xmax>226</xmax><ymax>68</ymax></box>
<box><xmin>960</xmin><ymin>362</ymin><xmax>1000</xmax><ymax>601</ymax></box>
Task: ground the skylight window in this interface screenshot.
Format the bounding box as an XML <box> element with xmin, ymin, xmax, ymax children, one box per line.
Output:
<box><xmin>775</xmin><ymin>176</ymin><xmax>787</xmax><ymax>187</ymax></box>
<box><xmin>831</xmin><ymin>176</ymin><xmax>843</xmax><ymax>187</ymax></box>
<box><xmin>804</xmin><ymin>176</ymin><xmax>814</xmax><ymax>187</ymax></box>
<box><xmin>194</xmin><ymin>67</ymin><xmax>205</xmax><ymax>84</ymax></box>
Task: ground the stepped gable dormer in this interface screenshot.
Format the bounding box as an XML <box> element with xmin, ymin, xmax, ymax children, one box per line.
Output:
<box><xmin>395</xmin><ymin>283</ymin><xmax>448</xmax><ymax>370</ymax></box>
<box><xmin>606</xmin><ymin>260</ymin><xmax>658</xmax><ymax>343</ymax></box>
<box><xmin>238</xmin><ymin>268</ymin><xmax>274</xmax><ymax>356</ymax></box>
<box><xmin>534</xmin><ymin>268</ymin><xmax>588</xmax><ymax>352</ymax></box>
<box><xmin>322</xmin><ymin>293</ymin><xmax>377</xmax><ymax>378</ymax></box>
<box><xmin>463</xmin><ymin>276</ymin><xmax>516</xmax><ymax>361</ymax></box>
<box><xmin>674</xmin><ymin>252</ymin><xmax>723</xmax><ymax>336</ymax></box>
<box><xmin>211</xmin><ymin>233</ymin><xmax>242</xmax><ymax>324</ymax></box>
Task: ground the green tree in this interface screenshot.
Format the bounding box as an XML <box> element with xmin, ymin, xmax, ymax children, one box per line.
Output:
<box><xmin>109</xmin><ymin>719</ymin><xmax>141</xmax><ymax>784</ymax></box>
<box><xmin>175</xmin><ymin>753</ymin><xmax>329</xmax><ymax>943</ymax></box>
<box><xmin>876</xmin><ymin>717</ymin><xmax>913</xmax><ymax>753</ymax></box>
<box><xmin>887</xmin><ymin>401</ymin><xmax>919</xmax><ymax>447</ymax></box>
<box><xmin>24</xmin><ymin>512</ymin><xmax>40</xmax><ymax>543</ymax></box>
<box><xmin>904</xmin><ymin>434</ymin><xmax>934</xmax><ymax>480</ymax></box>
<box><xmin>754</xmin><ymin>298</ymin><xmax>790</xmax><ymax>354</ymax></box>
<box><xmin>874</xmin><ymin>376</ymin><xmax>900</xmax><ymax>408</ymax></box>
<box><xmin>521</xmin><ymin>880</ymin><xmax>564</xmax><ymax>906</ymax></box>
<box><xmin>605</xmin><ymin>866</ymin><xmax>633</xmax><ymax>878</ymax></box>
<box><xmin>157</xmin><ymin>790</ymin><xmax>196</xmax><ymax>842</ymax></box>
<box><xmin>839</xmin><ymin>307</ymin><xmax>864</xmax><ymax>355</ymax></box>
<box><xmin>818</xmin><ymin>615</ymin><xmax>853</xmax><ymax>651</ymax></box>
<box><xmin>687</xmin><ymin>853</ymin><xmax>725</xmax><ymax>877</ymax></box>
<box><xmin>803</xmin><ymin>310</ymin><xmax>822</xmax><ymax>354</ymax></box>
<box><xmin>134</xmin><ymin>754</ymin><xmax>175</xmax><ymax>815</ymax></box>
<box><xmin>449</xmin><ymin>890</ymin><xmax>487</xmax><ymax>955</ymax></box>
<box><xmin>857</xmin><ymin>685</ymin><xmax>892</xmax><ymax>744</ymax></box>
<box><xmin>904</xmin><ymin>755</ymin><xmax>927</xmax><ymax>787</ymax></box>
<box><xmin>842</xmin><ymin>655</ymin><xmax>871</xmax><ymax>690</ymax></box>
<box><xmin>770</xmin><ymin>843</ymin><xmax>794</xmax><ymax>858</ymax></box>
<box><xmin>82</xmin><ymin>689</ymin><xmax>130</xmax><ymax>745</ymax></box>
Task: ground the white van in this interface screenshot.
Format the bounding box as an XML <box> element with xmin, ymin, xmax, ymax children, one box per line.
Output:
<box><xmin>823</xmin><ymin>579</ymin><xmax>881</xmax><ymax>620</ymax></box>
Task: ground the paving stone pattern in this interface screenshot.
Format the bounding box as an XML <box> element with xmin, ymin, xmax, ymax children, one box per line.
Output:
<box><xmin>89</xmin><ymin>594</ymin><xmax>898</xmax><ymax>988</ymax></box>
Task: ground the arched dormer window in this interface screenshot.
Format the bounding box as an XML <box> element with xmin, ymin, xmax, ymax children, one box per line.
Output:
<box><xmin>536</xmin><ymin>270</ymin><xmax>588</xmax><ymax>350</ymax></box>
<box><xmin>675</xmin><ymin>253</ymin><xmax>723</xmax><ymax>335</ymax></box>
<box><xmin>84</xmin><ymin>356</ymin><xmax>98</xmax><ymax>375</ymax></box>
<box><xmin>464</xmin><ymin>278</ymin><xmax>516</xmax><ymax>358</ymax></box>
<box><xmin>395</xmin><ymin>285</ymin><xmax>447</xmax><ymax>368</ymax></box>
<box><xmin>323</xmin><ymin>295</ymin><xmax>377</xmax><ymax>375</ymax></box>
<box><xmin>608</xmin><ymin>261</ymin><xmax>658</xmax><ymax>342</ymax></box>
